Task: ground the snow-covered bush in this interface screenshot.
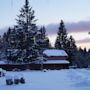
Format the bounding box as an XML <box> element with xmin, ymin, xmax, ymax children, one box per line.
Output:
<box><xmin>19</xmin><ymin>74</ymin><xmax>25</xmax><ymax>84</ymax></box>
<box><xmin>14</xmin><ymin>74</ymin><xmax>25</xmax><ymax>84</ymax></box>
<box><xmin>42</xmin><ymin>69</ymin><xmax>47</xmax><ymax>72</ymax></box>
<box><xmin>5</xmin><ymin>74</ymin><xmax>26</xmax><ymax>85</ymax></box>
<box><xmin>69</xmin><ymin>65</ymin><xmax>77</xmax><ymax>69</ymax></box>
<box><xmin>0</xmin><ymin>68</ymin><xmax>6</xmax><ymax>77</ymax></box>
<box><xmin>14</xmin><ymin>75</ymin><xmax>20</xmax><ymax>84</ymax></box>
<box><xmin>19</xmin><ymin>77</ymin><xmax>25</xmax><ymax>84</ymax></box>
<box><xmin>6</xmin><ymin>75</ymin><xmax>13</xmax><ymax>85</ymax></box>
<box><xmin>12</xmin><ymin>68</ymin><xmax>20</xmax><ymax>72</ymax></box>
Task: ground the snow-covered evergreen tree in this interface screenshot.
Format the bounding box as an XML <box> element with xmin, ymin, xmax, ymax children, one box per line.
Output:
<box><xmin>4</xmin><ymin>0</ymin><xmax>42</xmax><ymax>64</ymax></box>
<box><xmin>35</xmin><ymin>26</ymin><xmax>50</xmax><ymax>53</ymax></box>
<box><xmin>16</xmin><ymin>0</ymin><xmax>37</xmax><ymax>48</ymax></box>
<box><xmin>73</xmin><ymin>48</ymin><xmax>89</xmax><ymax>68</ymax></box>
<box><xmin>0</xmin><ymin>35</ymin><xmax>5</xmax><ymax>60</ymax></box>
<box><xmin>66</xmin><ymin>35</ymin><xmax>77</xmax><ymax>64</ymax></box>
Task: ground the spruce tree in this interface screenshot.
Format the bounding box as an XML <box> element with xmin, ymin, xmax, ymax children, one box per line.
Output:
<box><xmin>16</xmin><ymin>0</ymin><xmax>37</xmax><ymax>48</ymax></box>
<box><xmin>35</xmin><ymin>26</ymin><xmax>50</xmax><ymax>53</ymax></box>
<box><xmin>16</xmin><ymin>0</ymin><xmax>40</xmax><ymax>63</ymax></box>
<box><xmin>55</xmin><ymin>20</ymin><xmax>68</xmax><ymax>50</ymax></box>
<box><xmin>5</xmin><ymin>0</ymin><xmax>41</xmax><ymax>63</ymax></box>
<box><xmin>55</xmin><ymin>20</ymin><xmax>77</xmax><ymax>65</ymax></box>
<box><xmin>16</xmin><ymin>0</ymin><xmax>37</xmax><ymax>31</ymax></box>
<box><xmin>73</xmin><ymin>48</ymin><xmax>88</xmax><ymax>68</ymax></box>
<box><xmin>66</xmin><ymin>35</ymin><xmax>77</xmax><ymax>65</ymax></box>
<box><xmin>3</xmin><ymin>27</ymin><xmax>20</xmax><ymax>63</ymax></box>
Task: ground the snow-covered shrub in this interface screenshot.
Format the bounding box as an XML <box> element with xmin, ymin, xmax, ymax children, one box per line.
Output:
<box><xmin>0</xmin><ymin>68</ymin><xmax>6</xmax><ymax>77</ymax></box>
<box><xmin>19</xmin><ymin>74</ymin><xmax>25</xmax><ymax>84</ymax></box>
<box><xmin>69</xmin><ymin>65</ymin><xmax>77</xmax><ymax>69</ymax></box>
<box><xmin>6</xmin><ymin>75</ymin><xmax>13</xmax><ymax>85</ymax></box>
<box><xmin>19</xmin><ymin>77</ymin><xmax>25</xmax><ymax>84</ymax></box>
<box><xmin>14</xmin><ymin>74</ymin><xmax>25</xmax><ymax>84</ymax></box>
<box><xmin>12</xmin><ymin>68</ymin><xmax>20</xmax><ymax>72</ymax></box>
<box><xmin>43</xmin><ymin>69</ymin><xmax>47</xmax><ymax>72</ymax></box>
<box><xmin>14</xmin><ymin>75</ymin><xmax>20</xmax><ymax>84</ymax></box>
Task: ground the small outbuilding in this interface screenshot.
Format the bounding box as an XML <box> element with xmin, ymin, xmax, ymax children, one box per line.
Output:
<box><xmin>43</xmin><ymin>49</ymin><xmax>69</xmax><ymax>70</ymax></box>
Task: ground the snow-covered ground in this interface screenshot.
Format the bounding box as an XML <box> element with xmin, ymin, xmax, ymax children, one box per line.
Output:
<box><xmin>0</xmin><ymin>69</ymin><xmax>90</xmax><ymax>90</ymax></box>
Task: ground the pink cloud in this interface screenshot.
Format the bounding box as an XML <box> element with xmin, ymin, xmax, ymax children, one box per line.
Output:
<box><xmin>66</xmin><ymin>21</ymin><xmax>90</xmax><ymax>33</ymax></box>
<box><xmin>46</xmin><ymin>20</ymin><xmax>90</xmax><ymax>35</ymax></box>
<box><xmin>76</xmin><ymin>38</ymin><xmax>90</xmax><ymax>43</ymax></box>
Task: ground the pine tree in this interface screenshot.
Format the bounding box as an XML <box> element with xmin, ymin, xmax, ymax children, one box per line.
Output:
<box><xmin>4</xmin><ymin>0</ymin><xmax>41</xmax><ymax>63</ymax></box>
<box><xmin>55</xmin><ymin>20</ymin><xmax>77</xmax><ymax>65</ymax></box>
<box><xmin>16</xmin><ymin>0</ymin><xmax>37</xmax><ymax>31</ymax></box>
<box><xmin>74</xmin><ymin>48</ymin><xmax>89</xmax><ymax>68</ymax></box>
<box><xmin>55</xmin><ymin>20</ymin><xmax>68</xmax><ymax>50</ymax></box>
<box><xmin>16</xmin><ymin>0</ymin><xmax>37</xmax><ymax>47</ymax></box>
<box><xmin>3</xmin><ymin>27</ymin><xmax>12</xmax><ymax>48</ymax></box>
<box><xmin>35</xmin><ymin>26</ymin><xmax>50</xmax><ymax>53</ymax></box>
<box><xmin>0</xmin><ymin>35</ymin><xmax>5</xmax><ymax>60</ymax></box>
<box><xmin>69</xmin><ymin>36</ymin><xmax>76</xmax><ymax>49</ymax></box>
<box><xmin>67</xmin><ymin>35</ymin><xmax>77</xmax><ymax>65</ymax></box>
<box><xmin>87</xmin><ymin>49</ymin><xmax>90</xmax><ymax>67</ymax></box>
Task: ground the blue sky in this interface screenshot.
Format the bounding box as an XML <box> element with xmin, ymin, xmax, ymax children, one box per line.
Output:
<box><xmin>0</xmin><ymin>0</ymin><xmax>90</xmax><ymax>27</ymax></box>
<box><xmin>0</xmin><ymin>0</ymin><xmax>90</xmax><ymax>49</ymax></box>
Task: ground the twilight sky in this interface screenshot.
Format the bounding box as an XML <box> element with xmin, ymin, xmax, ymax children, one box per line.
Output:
<box><xmin>0</xmin><ymin>0</ymin><xmax>90</xmax><ymax>49</ymax></box>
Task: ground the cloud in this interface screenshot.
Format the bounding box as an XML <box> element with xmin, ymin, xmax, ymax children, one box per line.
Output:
<box><xmin>66</xmin><ymin>21</ymin><xmax>90</xmax><ymax>33</ymax></box>
<box><xmin>46</xmin><ymin>23</ymin><xmax>59</xmax><ymax>35</ymax></box>
<box><xmin>76</xmin><ymin>38</ymin><xmax>90</xmax><ymax>43</ymax></box>
<box><xmin>45</xmin><ymin>20</ymin><xmax>90</xmax><ymax>35</ymax></box>
<box><xmin>0</xmin><ymin>20</ymin><xmax>90</xmax><ymax>35</ymax></box>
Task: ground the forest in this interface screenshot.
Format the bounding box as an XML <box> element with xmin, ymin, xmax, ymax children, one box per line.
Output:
<box><xmin>0</xmin><ymin>0</ymin><xmax>89</xmax><ymax>68</ymax></box>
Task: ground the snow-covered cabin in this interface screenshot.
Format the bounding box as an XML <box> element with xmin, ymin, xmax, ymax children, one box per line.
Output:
<box><xmin>0</xmin><ymin>49</ymin><xmax>69</xmax><ymax>71</ymax></box>
<box><xmin>43</xmin><ymin>49</ymin><xmax>69</xmax><ymax>70</ymax></box>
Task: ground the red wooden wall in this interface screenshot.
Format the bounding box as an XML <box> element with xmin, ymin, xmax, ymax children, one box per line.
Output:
<box><xmin>0</xmin><ymin>64</ymin><xmax>69</xmax><ymax>71</ymax></box>
<box><xmin>46</xmin><ymin>56</ymin><xmax>68</xmax><ymax>60</ymax></box>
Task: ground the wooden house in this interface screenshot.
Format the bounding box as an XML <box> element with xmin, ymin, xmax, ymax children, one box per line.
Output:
<box><xmin>43</xmin><ymin>49</ymin><xmax>69</xmax><ymax>70</ymax></box>
<box><xmin>0</xmin><ymin>49</ymin><xmax>69</xmax><ymax>71</ymax></box>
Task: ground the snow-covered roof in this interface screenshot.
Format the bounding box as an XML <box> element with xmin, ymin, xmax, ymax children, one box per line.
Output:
<box><xmin>43</xmin><ymin>49</ymin><xmax>68</xmax><ymax>56</ymax></box>
<box><xmin>43</xmin><ymin>60</ymin><xmax>69</xmax><ymax>64</ymax></box>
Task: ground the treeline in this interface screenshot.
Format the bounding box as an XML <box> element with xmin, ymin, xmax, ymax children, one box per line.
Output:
<box><xmin>0</xmin><ymin>0</ymin><xmax>89</xmax><ymax>68</ymax></box>
<box><xmin>0</xmin><ymin>0</ymin><xmax>51</xmax><ymax>64</ymax></box>
<box><xmin>55</xmin><ymin>20</ymin><xmax>90</xmax><ymax>68</ymax></box>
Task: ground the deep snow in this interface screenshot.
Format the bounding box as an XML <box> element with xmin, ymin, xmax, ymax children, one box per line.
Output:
<box><xmin>0</xmin><ymin>69</ymin><xmax>90</xmax><ymax>90</ymax></box>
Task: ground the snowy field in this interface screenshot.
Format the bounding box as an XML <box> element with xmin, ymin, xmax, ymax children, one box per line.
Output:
<box><xmin>0</xmin><ymin>69</ymin><xmax>90</xmax><ymax>90</ymax></box>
